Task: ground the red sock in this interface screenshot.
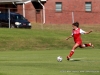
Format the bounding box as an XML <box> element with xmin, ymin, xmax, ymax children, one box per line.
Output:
<box><xmin>84</xmin><ymin>44</ymin><xmax>91</xmax><ymax>47</ymax></box>
<box><xmin>69</xmin><ymin>50</ymin><xmax>74</xmax><ymax>58</ymax></box>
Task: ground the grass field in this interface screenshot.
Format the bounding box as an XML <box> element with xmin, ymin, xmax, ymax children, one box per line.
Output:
<box><xmin>0</xmin><ymin>50</ymin><xmax>100</xmax><ymax>75</ymax></box>
<box><xmin>0</xmin><ymin>24</ymin><xmax>100</xmax><ymax>75</ymax></box>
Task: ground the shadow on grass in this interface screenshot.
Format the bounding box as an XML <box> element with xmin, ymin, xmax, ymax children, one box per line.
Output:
<box><xmin>70</xmin><ymin>59</ymin><xmax>81</xmax><ymax>62</ymax></box>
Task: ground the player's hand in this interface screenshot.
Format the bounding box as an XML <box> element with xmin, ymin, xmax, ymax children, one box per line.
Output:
<box><xmin>66</xmin><ymin>36</ymin><xmax>72</xmax><ymax>40</ymax></box>
<box><xmin>66</xmin><ymin>38</ymin><xmax>69</xmax><ymax>40</ymax></box>
<box><xmin>89</xmin><ymin>30</ymin><xmax>93</xmax><ymax>33</ymax></box>
<box><xmin>90</xmin><ymin>30</ymin><xmax>93</xmax><ymax>32</ymax></box>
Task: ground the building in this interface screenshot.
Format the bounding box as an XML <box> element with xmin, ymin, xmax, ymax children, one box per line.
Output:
<box><xmin>0</xmin><ymin>0</ymin><xmax>100</xmax><ymax>24</ymax></box>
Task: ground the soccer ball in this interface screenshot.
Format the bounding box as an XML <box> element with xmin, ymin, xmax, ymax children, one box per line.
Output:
<box><xmin>57</xmin><ymin>56</ymin><xmax>62</xmax><ymax>62</ymax></box>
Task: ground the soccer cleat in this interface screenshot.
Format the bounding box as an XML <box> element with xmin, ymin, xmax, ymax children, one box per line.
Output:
<box><xmin>89</xmin><ymin>43</ymin><xmax>94</xmax><ymax>48</ymax></box>
<box><xmin>67</xmin><ymin>56</ymin><xmax>70</xmax><ymax>61</ymax></box>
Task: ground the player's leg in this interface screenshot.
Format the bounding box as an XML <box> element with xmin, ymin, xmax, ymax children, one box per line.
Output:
<box><xmin>80</xmin><ymin>43</ymin><xmax>94</xmax><ymax>48</ymax></box>
<box><xmin>67</xmin><ymin>43</ymin><xmax>79</xmax><ymax>60</ymax></box>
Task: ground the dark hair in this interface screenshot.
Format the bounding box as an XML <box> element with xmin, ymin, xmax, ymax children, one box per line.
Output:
<box><xmin>72</xmin><ymin>22</ymin><xmax>79</xmax><ymax>27</ymax></box>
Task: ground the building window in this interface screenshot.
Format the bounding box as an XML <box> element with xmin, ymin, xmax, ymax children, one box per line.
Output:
<box><xmin>55</xmin><ymin>2</ymin><xmax>62</xmax><ymax>12</ymax></box>
<box><xmin>85</xmin><ymin>2</ymin><xmax>92</xmax><ymax>12</ymax></box>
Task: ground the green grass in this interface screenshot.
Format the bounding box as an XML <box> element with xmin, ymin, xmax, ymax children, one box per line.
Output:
<box><xmin>0</xmin><ymin>25</ymin><xmax>100</xmax><ymax>51</ymax></box>
<box><xmin>0</xmin><ymin>50</ymin><xmax>100</xmax><ymax>75</ymax></box>
<box><xmin>0</xmin><ymin>24</ymin><xmax>100</xmax><ymax>75</ymax></box>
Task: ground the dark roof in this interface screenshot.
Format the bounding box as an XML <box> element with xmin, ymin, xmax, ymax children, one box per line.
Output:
<box><xmin>0</xmin><ymin>0</ymin><xmax>22</xmax><ymax>2</ymax></box>
<box><xmin>0</xmin><ymin>0</ymin><xmax>39</xmax><ymax>4</ymax></box>
<box><xmin>0</xmin><ymin>0</ymin><xmax>38</xmax><ymax>2</ymax></box>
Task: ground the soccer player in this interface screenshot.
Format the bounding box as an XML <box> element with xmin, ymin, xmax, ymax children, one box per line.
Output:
<box><xmin>66</xmin><ymin>22</ymin><xmax>93</xmax><ymax>60</ymax></box>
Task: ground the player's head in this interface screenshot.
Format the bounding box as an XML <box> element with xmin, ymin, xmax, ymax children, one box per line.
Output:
<box><xmin>72</xmin><ymin>22</ymin><xmax>79</xmax><ymax>28</ymax></box>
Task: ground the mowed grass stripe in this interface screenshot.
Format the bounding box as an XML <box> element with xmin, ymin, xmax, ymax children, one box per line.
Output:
<box><xmin>0</xmin><ymin>49</ymin><xmax>100</xmax><ymax>75</ymax></box>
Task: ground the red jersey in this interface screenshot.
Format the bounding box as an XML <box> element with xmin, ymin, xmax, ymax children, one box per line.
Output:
<box><xmin>72</xmin><ymin>28</ymin><xmax>86</xmax><ymax>45</ymax></box>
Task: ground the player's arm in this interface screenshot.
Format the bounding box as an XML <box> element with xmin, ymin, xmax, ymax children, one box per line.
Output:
<box><xmin>66</xmin><ymin>35</ymin><xmax>73</xmax><ymax>40</ymax></box>
<box><xmin>84</xmin><ymin>30</ymin><xmax>93</xmax><ymax>34</ymax></box>
<box><xmin>80</xmin><ymin>29</ymin><xmax>93</xmax><ymax>34</ymax></box>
